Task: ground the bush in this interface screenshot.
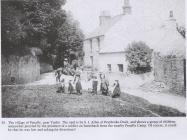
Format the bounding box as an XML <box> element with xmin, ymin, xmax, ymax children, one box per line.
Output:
<box><xmin>125</xmin><ymin>41</ymin><xmax>153</xmax><ymax>74</ymax></box>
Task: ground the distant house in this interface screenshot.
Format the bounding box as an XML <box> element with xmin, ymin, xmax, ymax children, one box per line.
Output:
<box><xmin>83</xmin><ymin>0</ymin><xmax>185</xmax><ymax>74</ymax></box>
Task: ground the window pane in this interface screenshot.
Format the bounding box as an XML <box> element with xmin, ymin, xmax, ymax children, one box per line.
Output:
<box><xmin>107</xmin><ymin>64</ymin><xmax>112</xmax><ymax>72</ymax></box>
<box><xmin>118</xmin><ymin>64</ymin><xmax>123</xmax><ymax>72</ymax></box>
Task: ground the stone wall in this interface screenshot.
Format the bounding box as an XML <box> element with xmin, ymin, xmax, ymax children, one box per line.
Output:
<box><xmin>2</xmin><ymin>55</ymin><xmax>40</xmax><ymax>85</ymax></box>
<box><xmin>154</xmin><ymin>54</ymin><xmax>185</xmax><ymax>96</ymax></box>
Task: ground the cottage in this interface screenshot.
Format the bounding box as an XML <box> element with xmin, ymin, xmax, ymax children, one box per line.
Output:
<box><xmin>83</xmin><ymin>0</ymin><xmax>185</xmax><ymax>74</ymax></box>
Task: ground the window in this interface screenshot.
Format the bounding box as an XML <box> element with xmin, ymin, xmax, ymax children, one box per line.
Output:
<box><xmin>90</xmin><ymin>56</ymin><xmax>93</xmax><ymax>67</ymax></box>
<box><xmin>118</xmin><ymin>64</ymin><xmax>123</xmax><ymax>72</ymax></box>
<box><xmin>107</xmin><ymin>64</ymin><xmax>112</xmax><ymax>72</ymax></box>
<box><xmin>90</xmin><ymin>39</ymin><xmax>93</xmax><ymax>53</ymax></box>
<box><xmin>164</xmin><ymin>67</ymin><xmax>167</xmax><ymax>75</ymax></box>
<box><xmin>97</xmin><ymin>38</ymin><xmax>100</xmax><ymax>51</ymax></box>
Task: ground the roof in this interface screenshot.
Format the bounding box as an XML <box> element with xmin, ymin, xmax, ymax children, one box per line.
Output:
<box><xmin>99</xmin><ymin>15</ymin><xmax>185</xmax><ymax>56</ymax></box>
<box><xmin>85</xmin><ymin>11</ymin><xmax>185</xmax><ymax>56</ymax></box>
<box><xmin>85</xmin><ymin>15</ymin><xmax>123</xmax><ymax>39</ymax></box>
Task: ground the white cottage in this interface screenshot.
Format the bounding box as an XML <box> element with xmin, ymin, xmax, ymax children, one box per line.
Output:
<box><xmin>83</xmin><ymin>0</ymin><xmax>185</xmax><ymax>73</ymax></box>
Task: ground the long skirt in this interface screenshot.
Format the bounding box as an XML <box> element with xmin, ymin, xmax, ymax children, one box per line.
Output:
<box><xmin>111</xmin><ymin>86</ymin><xmax>121</xmax><ymax>98</ymax></box>
<box><xmin>76</xmin><ymin>81</ymin><xmax>82</xmax><ymax>94</ymax></box>
<box><xmin>92</xmin><ymin>81</ymin><xmax>98</xmax><ymax>94</ymax></box>
<box><xmin>101</xmin><ymin>83</ymin><xmax>108</xmax><ymax>96</ymax></box>
<box><xmin>68</xmin><ymin>83</ymin><xmax>74</xmax><ymax>94</ymax></box>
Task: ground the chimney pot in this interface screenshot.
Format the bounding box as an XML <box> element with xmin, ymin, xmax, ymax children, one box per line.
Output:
<box><xmin>123</xmin><ymin>0</ymin><xmax>132</xmax><ymax>15</ymax></box>
<box><xmin>165</xmin><ymin>10</ymin><xmax>176</xmax><ymax>30</ymax></box>
<box><xmin>169</xmin><ymin>11</ymin><xmax>174</xmax><ymax>18</ymax></box>
<box><xmin>99</xmin><ymin>11</ymin><xmax>111</xmax><ymax>26</ymax></box>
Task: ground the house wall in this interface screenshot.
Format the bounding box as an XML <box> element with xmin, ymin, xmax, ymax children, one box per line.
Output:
<box><xmin>2</xmin><ymin>55</ymin><xmax>40</xmax><ymax>85</ymax></box>
<box><xmin>83</xmin><ymin>40</ymin><xmax>91</xmax><ymax>66</ymax></box>
<box><xmin>92</xmin><ymin>38</ymin><xmax>99</xmax><ymax>69</ymax></box>
<box><xmin>154</xmin><ymin>54</ymin><xmax>185</xmax><ymax>96</ymax></box>
<box><xmin>99</xmin><ymin>52</ymin><xmax>128</xmax><ymax>73</ymax></box>
<box><xmin>83</xmin><ymin>36</ymin><xmax>104</xmax><ymax>70</ymax></box>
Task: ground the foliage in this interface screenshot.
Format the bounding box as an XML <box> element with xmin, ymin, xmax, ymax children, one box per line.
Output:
<box><xmin>1</xmin><ymin>0</ymin><xmax>84</xmax><ymax>69</ymax></box>
<box><xmin>125</xmin><ymin>41</ymin><xmax>153</xmax><ymax>74</ymax></box>
<box><xmin>54</xmin><ymin>14</ymin><xmax>84</xmax><ymax>68</ymax></box>
<box><xmin>177</xmin><ymin>25</ymin><xmax>185</xmax><ymax>38</ymax></box>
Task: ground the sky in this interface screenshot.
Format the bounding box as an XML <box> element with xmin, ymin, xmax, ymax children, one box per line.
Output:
<box><xmin>63</xmin><ymin>0</ymin><xmax>185</xmax><ymax>34</ymax></box>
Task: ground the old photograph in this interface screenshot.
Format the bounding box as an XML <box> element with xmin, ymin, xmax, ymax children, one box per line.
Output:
<box><xmin>1</xmin><ymin>0</ymin><xmax>186</xmax><ymax>117</ymax></box>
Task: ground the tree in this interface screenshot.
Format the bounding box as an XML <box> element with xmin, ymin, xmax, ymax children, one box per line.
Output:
<box><xmin>54</xmin><ymin>14</ymin><xmax>84</xmax><ymax>68</ymax></box>
<box><xmin>125</xmin><ymin>41</ymin><xmax>153</xmax><ymax>74</ymax></box>
<box><xmin>1</xmin><ymin>1</ymin><xmax>26</xmax><ymax>55</ymax></box>
<box><xmin>1</xmin><ymin>0</ymin><xmax>66</xmax><ymax>54</ymax></box>
<box><xmin>2</xmin><ymin>0</ymin><xmax>84</xmax><ymax>69</ymax></box>
<box><xmin>177</xmin><ymin>25</ymin><xmax>186</xmax><ymax>38</ymax></box>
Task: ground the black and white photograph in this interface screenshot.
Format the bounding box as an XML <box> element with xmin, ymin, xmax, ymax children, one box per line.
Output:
<box><xmin>1</xmin><ymin>0</ymin><xmax>186</xmax><ymax>118</ymax></box>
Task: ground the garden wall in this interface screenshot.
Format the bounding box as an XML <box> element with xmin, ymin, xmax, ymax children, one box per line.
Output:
<box><xmin>154</xmin><ymin>54</ymin><xmax>186</xmax><ymax>96</ymax></box>
<box><xmin>2</xmin><ymin>55</ymin><xmax>40</xmax><ymax>85</ymax></box>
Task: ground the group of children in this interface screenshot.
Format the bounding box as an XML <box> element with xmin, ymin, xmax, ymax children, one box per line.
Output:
<box><xmin>56</xmin><ymin>71</ymin><xmax>82</xmax><ymax>95</ymax></box>
<box><xmin>55</xmin><ymin>69</ymin><xmax>121</xmax><ymax>98</ymax></box>
<box><xmin>91</xmin><ymin>73</ymin><xmax>121</xmax><ymax>98</ymax></box>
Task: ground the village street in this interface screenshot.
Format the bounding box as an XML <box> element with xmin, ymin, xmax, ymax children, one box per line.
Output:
<box><xmin>2</xmin><ymin>72</ymin><xmax>185</xmax><ymax>117</ymax></box>
<box><xmin>28</xmin><ymin>72</ymin><xmax>186</xmax><ymax>113</ymax></box>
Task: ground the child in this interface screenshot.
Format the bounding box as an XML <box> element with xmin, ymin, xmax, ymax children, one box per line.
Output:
<box><xmin>60</xmin><ymin>78</ymin><xmax>65</xmax><ymax>93</ymax></box>
<box><xmin>111</xmin><ymin>80</ymin><xmax>121</xmax><ymax>98</ymax></box>
<box><xmin>100</xmin><ymin>74</ymin><xmax>109</xmax><ymax>96</ymax></box>
<box><xmin>92</xmin><ymin>75</ymin><xmax>98</xmax><ymax>95</ymax></box>
<box><xmin>68</xmin><ymin>80</ymin><xmax>74</xmax><ymax>94</ymax></box>
<box><xmin>55</xmin><ymin>69</ymin><xmax>62</xmax><ymax>83</ymax></box>
<box><xmin>56</xmin><ymin>78</ymin><xmax>65</xmax><ymax>93</ymax></box>
<box><xmin>75</xmin><ymin>75</ymin><xmax>82</xmax><ymax>95</ymax></box>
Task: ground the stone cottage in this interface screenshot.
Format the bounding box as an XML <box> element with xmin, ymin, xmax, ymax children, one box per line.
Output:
<box><xmin>83</xmin><ymin>0</ymin><xmax>185</xmax><ymax>75</ymax></box>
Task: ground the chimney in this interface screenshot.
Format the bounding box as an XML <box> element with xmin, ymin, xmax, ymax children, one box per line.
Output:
<box><xmin>99</xmin><ymin>11</ymin><xmax>111</xmax><ymax>26</ymax></box>
<box><xmin>169</xmin><ymin>11</ymin><xmax>174</xmax><ymax>18</ymax></box>
<box><xmin>165</xmin><ymin>11</ymin><xmax>177</xmax><ymax>30</ymax></box>
<box><xmin>123</xmin><ymin>0</ymin><xmax>132</xmax><ymax>15</ymax></box>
